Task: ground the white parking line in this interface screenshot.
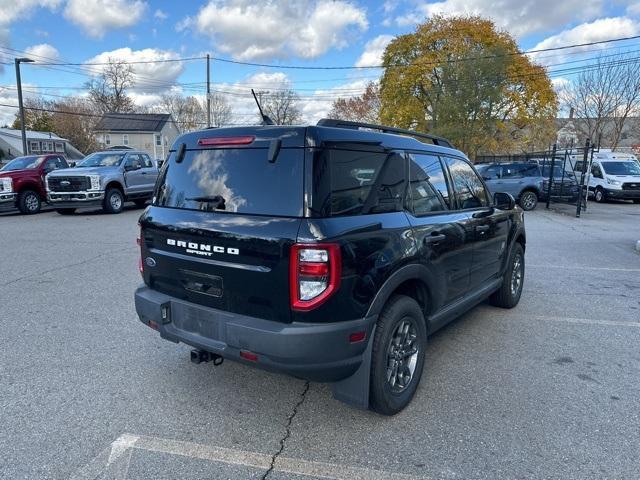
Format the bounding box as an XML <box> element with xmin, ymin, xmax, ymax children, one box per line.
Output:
<box><xmin>488</xmin><ymin>311</ymin><xmax>640</xmax><ymax>328</ymax></box>
<box><xmin>70</xmin><ymin>433</ymin><xmax>430</xmax><ymax>480</ymax></box>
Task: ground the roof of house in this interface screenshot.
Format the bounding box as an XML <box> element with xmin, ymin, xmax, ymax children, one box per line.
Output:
<box><xmin>94</xmin><ymin>113</ymin><xmax>172</xmax><ymax>132</ymax></box>
<box><xmin>0</xmin><ymin>128</ymin><xmax>67</xmax><ymax>141</ymax></box>
<box><xmin>0</xmin><ymin>128</ymin><xmax>84</xmax><ymax>159</ymax></box>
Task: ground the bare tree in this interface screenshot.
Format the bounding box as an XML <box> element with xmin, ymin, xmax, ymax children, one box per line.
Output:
<box><xmin>51</xmin><ymin>97</ymin><xmax>100</xmax><ymax>154</ymax></box>
<box><xmin>86</xmin><ymin>59</ymin><xmax>135</xmax><ymax>114</ymax></box>
<box><xmin>155</xmin><ymin>93</ymin><xmax>204</xmax><ymax>132</ymax></box>
<box><xmin>562</xmin><ymin>52</ymin><xmax>640</xmax><ymax>148</ymax></box>
<box><xmin>329</xmin><ymin>82</ymin><xmax>381</xmax><ymax>124</ymax></box>
<box><xmin>259</xmin><ymin>89</ymin><xmax>302</xmax><ymax>125</ymax></box>
<box><xmin>209</xmin><ymin>92</ymin><xmax>233</xmax><ymax>127</ymax></box>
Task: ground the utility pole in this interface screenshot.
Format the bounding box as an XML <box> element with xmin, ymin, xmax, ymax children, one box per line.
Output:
<box><xmin>206</xmin><ymin>54</ymin><xmax>211</xmax><ymax>128</ymax></box>
<box><xmin>14</xmin><ymin>57</ymin><xmax>34</xmax><ymax>155</ymax></box>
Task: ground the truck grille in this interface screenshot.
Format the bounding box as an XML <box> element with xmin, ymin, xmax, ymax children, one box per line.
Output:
<box><xmin>48</xmin><ymin>176</ymin><xmax>91</xmax><ymax>192</ymax></box>
<box><xmin>622</xmin><ymin>182</ymin><xmax>640</xmax><ymax>191</ymax></box>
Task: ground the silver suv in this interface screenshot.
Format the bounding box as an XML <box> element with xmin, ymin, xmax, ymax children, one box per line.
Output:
<box><xmin>476</xmin><ymin>162</ymin><xmax>543</xmax><ymax>211</ymax></box>
<box><xmin>46</xmin><ymin>149</ymin><xmax>159</xmax><ymax>214</ymax></box>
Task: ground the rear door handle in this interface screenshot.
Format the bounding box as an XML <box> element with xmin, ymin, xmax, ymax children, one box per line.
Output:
<box><xmin>424</xmin><ymin>233</ymin><xmax>446</xmax><ymax>244</ymax></box>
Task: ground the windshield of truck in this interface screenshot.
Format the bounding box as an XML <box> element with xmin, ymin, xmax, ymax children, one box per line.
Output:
<box><xmin>601</xmin><ymin>161</ymin><xmax>640</xmax><ymax>176</ymax></box>
<box><xmin>77</xmin><ymin>152</ymin><xmax>125</xmax><ymax>167</ymax></box>
<box><xmin>154</xmin><ymin>148</ymin><xmax>303</xmax><ymax>216</ymax></box>
<box><xmin>1</xmin><ymin>155</ymin><xmax>45</xmax><ymax>171</ymax></box>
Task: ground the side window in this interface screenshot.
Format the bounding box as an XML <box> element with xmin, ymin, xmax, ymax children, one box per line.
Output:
<box><xmin>318</xmin><ymin>149</ymin><xmax>405</xmax><ymax>217</ymax></box>
<box><xmin>444</xmin><ymin>157</ymin><xmax>490</xmax><ymax>209</ymax></box>
<box><xmin>408</xmin><ymin>153</ymin><xmax>450</xmax><ymax>214</ymax></box>
<box><xmin>481</xmin><ymin>165</ymin><xmax>501</xmax><ymax>180</ymax></box>
<box><xmin>142</xmin><ymin>154</ymin><xmax>153</xmax><ymax>168</ymax></box>
<box><xmin>591</xmin><ymin>164</ymin><xmax>603</xmax><ymax>179</ymax></box>
<box><xmin>125</xmin><ymin>154</ymin><xmax>142</xmax><ymax>170</ymax></box>
<box><xmin>521</xmin><ymin>163</ymin><xmax>540</xmax><ymax>177</ymax></box>
<box><xmin>44</xmin><ymin>158</ymin><xmax>59</xmax><ymax>172</ymax></box>
<box><xmin>502</xmin><ymin>164</ymin><xmax>524</xmax><ymax>178</ymax></box>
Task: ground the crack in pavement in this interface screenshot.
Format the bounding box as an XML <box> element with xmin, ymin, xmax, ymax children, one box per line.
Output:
<box><xmin>261</xmin><ymin>381</ymin><xmax>310</xmax><ymax>480</ymax></box>
<box><xmin>0</xmin><ymin>246</ymin><xmax>136</xmax><ymax>287</ymax></box>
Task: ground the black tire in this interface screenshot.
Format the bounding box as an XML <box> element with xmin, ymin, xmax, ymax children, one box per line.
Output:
<box><xmin>490</xmin><ymin>243</ymin><xmax>524</xmax><ymax>309</ymax></box>
<box><xmin>594</xmin><ymin>187</ymin><xmax>605</xmax><ymax>203</ymax></box>
<box><xmin>518</xmin><ymin>191</ymin><xmax>538</xmax><ymax>211</ymax></box>
<box><xmin>55</xmin><ymin>208</ymin><xmax>76</xmax><ymax>215</ymax></box>
<box><xmin>134</xmin><ymin>199</ymin><xmax>148</xmax><ymax>208</ymax></box>
<box><xmin>370</xmin><ymin>295</ymin><xmax>427</xmax><ymax>415</ymax></box>
<box><xmin>103</xmin><ymin>188</ymin><xmax>124</xmax><ymax>214</ymax></box>
<box><xmin>633</xmin><ymin>199</ymin><xmax>640</xmax><ymax>204</ymax></box>
<box><xmin>17</xmin><ymin>190</ymin><xmax>41</xmax><ymax>214</ymax></box>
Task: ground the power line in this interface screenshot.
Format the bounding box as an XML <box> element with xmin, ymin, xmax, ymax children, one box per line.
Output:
<box><xmin>207</xmin><ymin>35</ymin><xmax>640</xmax><ymax>70</ymax></box>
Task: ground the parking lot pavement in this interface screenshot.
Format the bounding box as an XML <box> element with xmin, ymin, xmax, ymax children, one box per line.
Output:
<box><xmin>1</xmin><ymin>202</ymin><xmax>639</xmax><ymax>480</ymax></box>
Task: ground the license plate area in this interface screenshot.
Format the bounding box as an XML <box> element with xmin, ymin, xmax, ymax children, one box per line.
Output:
<box><xmin>171</xmin><ymin>302</ymin><xmax>222</xmax><ymax>340</ymax></box>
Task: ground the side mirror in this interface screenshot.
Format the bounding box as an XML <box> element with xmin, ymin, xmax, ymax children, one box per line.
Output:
<box><xmin>494</xmin><ymin>192</ymin><xmax>516</xmax><ymax>210</ymax></box>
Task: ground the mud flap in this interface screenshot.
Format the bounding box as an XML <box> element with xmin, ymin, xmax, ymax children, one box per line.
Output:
<box><xmin>330</xmin><ymin>325</ymin><xmax>376</xmax><ymax>409</ymax></box>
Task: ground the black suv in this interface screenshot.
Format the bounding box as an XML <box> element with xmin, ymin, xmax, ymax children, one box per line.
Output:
<box><xmin>135</xmin><ymin>119</ymin><xmax>526</xmax><ymax>415</ymax></box>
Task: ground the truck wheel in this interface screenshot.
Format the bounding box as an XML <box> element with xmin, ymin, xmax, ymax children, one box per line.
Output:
<box><xmin>370</xmin><ymin>295</ymin><xmax>427</xmax><ymax>416</ymax></box>
<box><xmin>55</xmin><ymin>208</ymin><xmax>76</xmax><ymax>215</ymax></box>
<box><xmin>594</xmin><ymin>187</ymin><xmax>605</xmax><ymax>203</ymax></box>
<box><xmin>17</xmin><ymin>190</ymin><xmax>41</xmax><ymax>214</ymax></box>
<box><xmin>518</xmin><ymin>191</ymin><xmax>538</xmax><ymax>211</ymax></box>
<box><xmin>103</xmin><ymin>188</ymin><xmax>124</xmax><ymax>214</ymax></box>
<box><xmin>134</xmin><ymin>199</ymin><xmax>148</xmax><ymax>208</ymax></box>
<box><xmin>490</xmin><ymin>243</ymin><xmax>524</xmax><ymax>309</ymax></box>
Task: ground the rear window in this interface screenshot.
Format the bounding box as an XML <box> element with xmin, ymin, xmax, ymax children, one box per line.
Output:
<box><xmin>154</xmin><ymin>148</ymin><xmax>303</xmax><ymax>216</ymax></box>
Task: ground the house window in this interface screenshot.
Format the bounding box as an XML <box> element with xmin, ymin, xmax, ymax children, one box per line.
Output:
<box><xmin>55</xmin><ymin>142</ymin><xmax>64</xmax><ymax>153</ymax></box>
<box><xmin>30</xmin><ymin>141</ymin><xmax>40</xmax><ymax>152</ymax></box>
<box><xmin>104</xmin><ymin>134</ymin><xmax>111</xmax><ymax>146</ymax></box>
<box><xmin>43</xmin><ymin>141</ymin><xmax>53</xmax><ymax>152</ymax></box>
<box><xmin>122</xmin><ymin>134</ymin><xmax>129</xmax><ymax>146</ymax></box>
<box><xmin>155</xmin><ymin>134</ymin><xmax>162</xmax><ymax>146</ymax></box>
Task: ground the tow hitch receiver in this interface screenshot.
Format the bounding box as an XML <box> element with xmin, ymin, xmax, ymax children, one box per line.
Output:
<box><xmin>190</xmin><ymin>349</ymin><xmax>223</xmax><ymax>366</ymax></box>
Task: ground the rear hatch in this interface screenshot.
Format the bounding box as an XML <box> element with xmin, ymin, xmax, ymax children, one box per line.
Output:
<box><xmin>139</xmin><ymin>129</ymin><xmax>305</xmax><ymax>322</ymax></box>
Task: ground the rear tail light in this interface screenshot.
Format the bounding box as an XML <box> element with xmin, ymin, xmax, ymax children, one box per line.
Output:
<box><xmin>290</xmin><ymin>243</ymin><xmax>341</xmax><ymax>311</ymax></box>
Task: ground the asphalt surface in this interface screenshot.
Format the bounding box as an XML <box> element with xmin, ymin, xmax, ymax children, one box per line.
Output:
<box><xmin>1</xmin><ymin>200</ymin><xmax>639</xmax><ymax>480</ymax></box>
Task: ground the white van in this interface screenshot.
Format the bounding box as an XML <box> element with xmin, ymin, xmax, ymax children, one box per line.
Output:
<box><xmin>572</xmin><ymin>150</ymin><xmax>640</xmax><ymax>203</ymax></box>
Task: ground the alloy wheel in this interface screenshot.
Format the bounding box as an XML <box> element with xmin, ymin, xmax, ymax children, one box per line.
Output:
<box><xmin>386</xmin><ymin>318</ymin><xmax>419</xmax><ymax>393</ymax></box>
<box><xmin>511</xmin><ymin>253</ymin><xmax>523</xmax><ymax>296</ymax></box>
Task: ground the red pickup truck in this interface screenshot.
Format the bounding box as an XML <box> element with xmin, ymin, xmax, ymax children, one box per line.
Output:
<box><xmin>0</xmin><ymin>154</ymin><xmax>69</xmax><ymax>214</ymax></box>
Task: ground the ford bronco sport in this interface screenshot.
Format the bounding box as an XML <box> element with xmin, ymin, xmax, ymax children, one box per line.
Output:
<box><xmin>135</xmin><ymin>119</ymin><xmax>526</xmax><ymax>415</ymax></box>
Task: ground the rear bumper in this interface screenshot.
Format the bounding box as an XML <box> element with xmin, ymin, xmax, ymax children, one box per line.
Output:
<box><xmin>47</xmin><ymin>191</ymin><xmax>104</xmax><ymax>208</ymax></box>
<box><xmin>134</xmin><ymin>286</ymin><xmax>377</xmax><ymax>382</ymax></box>
<box><xmin>0</xmin><ymin>193</ymin><xmax>16</xmax><ymax>211</ymax></box>
<box><xmin>604</xmin><ymin>188</ymin><xmax>640</xmax><ymax>199</ymax></box>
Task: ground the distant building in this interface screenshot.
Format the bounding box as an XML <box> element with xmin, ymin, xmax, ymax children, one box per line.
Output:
<box><xmin>93</xmin><ymin>113</ymin><xmax>180</xmax><ymax>160</ymax></box>
<box><xmin>0</xmin><ymin>128</ymin><xmax>85</xmax><ymax>162</ymax></box>
<box><xmin>556</xmin><ymin>117</ymin><xmax>640</xmax><ymax>154</ymax></box>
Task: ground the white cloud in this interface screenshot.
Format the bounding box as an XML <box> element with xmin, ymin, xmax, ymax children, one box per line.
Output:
<box><xmin>184</xmin><ymin>0</ymin><xmax>368</xmax><ymax>60</ymax></box>
<box><xmin>530</xmin><ymin>17</ymin><xmax>640</xmax><ymax>64</ymax></box>
<box><xmin>355</xmin><ymin>35</ymin><xmax>394</xmax><ymax>67</ymax></box>
<box><xmin>0</xmin><ymin>0</ymin><xmax>61</xmax><ymax>24</ymax></box>
<box><xmin>154</xmin><ymin>9</ymin><xmax>167</xmax><ymax>20</ymax></box>
<box><xmin>64</xmin><ymin>0</ymin><xmax>147</xmax><ymax>38</ymax></box>
<box><xmin>84</xmin><ymin>48</ymin><xmax>185</xmax><ymax>92</ymax></box>
<box><xmin>397</xmin><ymin>0</ymin><xmax>607</xmax><ymax>38</ymax></box>
<box><xmin>628</xmin><ymin>3</ymin><xmax>640</xmax><ymax>16</ymax></box>
<box><xmin>25</xmin><ymin>43</ymin><xmax>60</xmax><ymax>61</ymax></box>
<box><xmin>0</xmin><ymin>83</ymin><xmax>39</xmax><ymax>127</ymax></box>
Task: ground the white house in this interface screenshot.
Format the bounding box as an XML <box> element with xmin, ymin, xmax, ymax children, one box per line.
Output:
<box><xmin>93</xmin><ymin>113</ymin><xmax>180</xmax><ymax>160</ymax></box>
<box><xmin>0</xmin><ymin>128</ymin><xmax>84</xmax><ymax>162</ymax></box>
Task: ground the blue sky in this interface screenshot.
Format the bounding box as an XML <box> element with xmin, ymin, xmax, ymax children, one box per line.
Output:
<box><xmin>0</xmin><ymin>0</ymin><xmax>639</xmax><ymax>125</ymax></box>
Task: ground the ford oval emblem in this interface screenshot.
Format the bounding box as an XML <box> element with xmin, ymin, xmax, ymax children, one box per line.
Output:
<box><xmin>60</xmin><ymin>180</ymin><xmax>71</xmax><ymax>187</ymax></box>
<box><xmin>145</xmin><ymin>257</ymin><xmax>156</xmax><ymax>267</ymax></box>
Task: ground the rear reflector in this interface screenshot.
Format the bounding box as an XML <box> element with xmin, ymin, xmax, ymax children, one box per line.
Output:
<box><xmin>240</xmin><ymin>350</ymin><xmax>259</xmax><ymax>362</ymax></box>
<box><xmin>349</xmin><ymin>331</ymin><xmax>366</xmax><ymax>343</ymax></box>
<box><xmin>147</xmin><ymin>320</ymin><xmax>159</xmax><ymax>331</ymax></box>
<box><xmin>198</xmin><ymin>136</ymin><xmax>255</xmax><ymax>146</ymax></box>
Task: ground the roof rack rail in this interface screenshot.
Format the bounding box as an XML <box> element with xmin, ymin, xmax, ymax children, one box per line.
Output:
<box><xmin>316</xmin><ymin>118</ymin><xmax>453</xmax><ymax>149</ymax></box>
